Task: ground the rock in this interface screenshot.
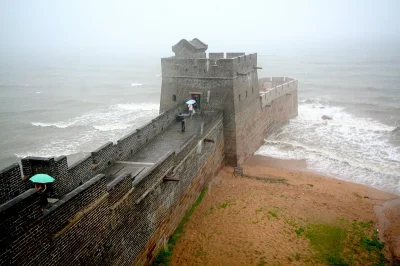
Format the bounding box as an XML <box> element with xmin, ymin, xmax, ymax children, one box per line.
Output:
<box><xmin>321</xmin><ymin>115</ymin><xmax>332</xmax><ymax>120</ymax></box>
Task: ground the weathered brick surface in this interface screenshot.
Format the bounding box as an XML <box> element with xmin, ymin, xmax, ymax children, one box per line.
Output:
<box><xmin>235</xmin><ymin>89</ymin><xmax>298</xmax><ymax>165</ymax></box>
<box><xmin>53</xmin><ymin>156</ymin><xmax>69</xmax><ymax>197</ymax></box>
<box><xmin>0</xmin><ymin>164</ymin><xmax>24</xmax><ymax>204</ymax></box>
<box><xmin>133</xmin><ymin>119</ymin><xmax>225</xmax><ymax>266</ymax></box>
<box><xmin>68</xmin><ymin>154</ymin><xmax>94</xmax><ymax>185</ymax></box>
<box><xmin>107</xmin><ymin>172</ymin><xmax>132</xmax><ymax>205</ymax></box>
<box><xmin>92</xmin><ymin>141</ymin><xmax>118</xmax><ymax>174</ymax></box>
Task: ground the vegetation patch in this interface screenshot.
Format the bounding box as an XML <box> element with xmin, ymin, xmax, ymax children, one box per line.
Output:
<box><xmin>151</xmin><ymin>187</ymin><xmax>208</xmax><ymax>266</ymax></box>
<box><xmin>301</xmin><ymin>218</ymin><xmax>387</xmax><ymax>265</ymax></box>
<box><xmin>219</xmin><ymin>200</ymin><xmax>232</xmax><ymax>209</ymax></box>
<box><xmin>267</xmin><ymin>209</ymin><xmax>279</xmax><ymax>218</ymax></box>
<box><xmin>294</xmin><ymin>227</ymin><xmax>304</xmax><ymax>237</ymax></box>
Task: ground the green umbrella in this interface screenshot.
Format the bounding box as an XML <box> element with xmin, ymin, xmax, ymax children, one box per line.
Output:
<box><xmin>29</xmin><ymin>174</ymin><xmax>55</xmax><ymax>184</ymax></box>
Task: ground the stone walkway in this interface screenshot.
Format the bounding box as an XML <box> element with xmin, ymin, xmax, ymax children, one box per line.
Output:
<box><xmin>103</xmin><ymin>114</ymin><xmax>207</xmax><ymax>182</ymax></box>
<box><xmin>129</xmin><ymin>115</ymin><xmax>205</xmax><ymax>163</ymax></box>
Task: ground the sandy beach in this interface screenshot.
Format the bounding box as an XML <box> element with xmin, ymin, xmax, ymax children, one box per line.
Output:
<box><xmin>169</xmin><ymin>155</ymin><xmax>400</xmax><ymax>265</ymax></box>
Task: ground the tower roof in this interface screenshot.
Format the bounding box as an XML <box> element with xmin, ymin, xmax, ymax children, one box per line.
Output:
<box><xmin>172</xmin><ymin>38</ymin><xmax>208</xmax><ymax>54</ymax></box>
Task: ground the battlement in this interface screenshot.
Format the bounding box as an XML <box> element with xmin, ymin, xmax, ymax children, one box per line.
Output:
<box><xmin>259</xmin><ymin>77</ymin><xmax>298</xmax><ymax>108</ymax></box>
<box><xmin>161</xmin><ymin>53</ymin><xmax>257</xmax><ymax>79</ymax></box>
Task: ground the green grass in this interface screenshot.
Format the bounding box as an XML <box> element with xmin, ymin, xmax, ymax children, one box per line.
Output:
<box><xmin>267</xmin><ymin>209</ymin><xmax>278</xmax><ymax>218</ymax></box>
<box><xmin>151</xmin><ymin>187</ymin><xmax>208</xmax><ymax>265</ymax></box>
<box><xmin>294</xmin><ymin>227</ymin><xmax>305</xmax><ymax>237</ymax></box>
<box><xmin>301</xmin><ymin>218</ymin><xmax>387</xmax><ymax>266</ymax></box>
<box><xmin>219</xmin><ymin>200</ymin><xmax>231</xmax><ymax>209</ymax></box>
<box><xmin>305</xmin><ymin>223</ymin><xmax>347</xmax><ymax>263</ymax></box>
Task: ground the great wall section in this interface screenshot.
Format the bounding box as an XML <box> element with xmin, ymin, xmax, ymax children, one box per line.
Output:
<box><xmin>0</xmin><ymin>39</ymin><xmax>298</xmax><ymax>266</ymax></box>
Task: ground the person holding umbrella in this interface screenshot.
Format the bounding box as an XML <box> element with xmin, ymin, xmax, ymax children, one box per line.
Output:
<box><xmin>29</xmin><ymin>174</ymin><xmax>55</xmax><ymax>209</ymax></box>
<box><xmin>186</xmin><ymin>99</ymin><xmax>196</xmax><ymax>118</ymax></box>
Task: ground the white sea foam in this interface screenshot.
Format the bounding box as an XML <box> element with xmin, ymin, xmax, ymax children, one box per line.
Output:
<box><xmin>31</xmin><ymin>122</ymin><xmax>73</xmax><ymax>128</ymax></box>
<box><xmin>131</xmin><ymin>83</ymin><xmax>143</xmax><ymax>87</ymax></box>
<box><xmin>93</xmin><ymin>124</ymin><xmax>132</xmax><ymax>131</ymax></box>
<box><xmin>31</xmin><ymin>102</ymin><xmax>159</xmax><ymax>130</ymax></box>
<box><xmin>255</xmin><ymin>100</ymin><xmax>400</xmax><ymax>195</ymax></box>
<box><xmin>24</xmin><ymin>102</ymin><xmax>160</xmax><ymax>159</ymax></box>
<box><xmin>111</xmin><ymin>103</ymin><xmax>159</xmax><ymax>111</ymax></box>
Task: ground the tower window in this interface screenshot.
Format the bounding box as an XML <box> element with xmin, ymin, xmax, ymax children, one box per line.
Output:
<box><xmin>246</xmin><ymin>91</ymin><xmax>248</xmax><ymax>98</ymax></box>
<box><xmin>173</xmin><ymin>94</ymin><xmax>177</xmax><ymax>102</ymax></box>
<box><xmin>239</xmin><ymin>94</ymin><xmax>241</xmax><ymax>101</ymax></box>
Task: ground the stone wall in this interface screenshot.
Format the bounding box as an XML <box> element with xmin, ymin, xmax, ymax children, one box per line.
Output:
<box><xmin>0</xmin><ymin>112</ymin><xmax>225</xmax><ymax>266</ymax></box>
<box><xmin>133</xmin><ymin>114</ymin><xmax>225</xmax><ymax>265</ymax></box>
<box><xmin>160</xmin><ymin>53</ymin><xmax>258</xmax><ymax>166</ymax></box>
<box><xmin>0</xmin><ymin>164</ymin><xmax>25</xmax><ymax>204</ymax></box>
<box><xmin>235</xmin><ymin>81</ymin><xmax>298</xmax><ymax>165</ymax></box>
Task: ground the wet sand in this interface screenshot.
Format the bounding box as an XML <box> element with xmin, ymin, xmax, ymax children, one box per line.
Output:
<box><xmin>170</xmin><ymin>155</ymin><xmax>400</xmax><ymax>265</ymax></box>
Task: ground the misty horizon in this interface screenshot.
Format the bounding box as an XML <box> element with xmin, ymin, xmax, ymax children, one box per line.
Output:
<box><xmin>1</xmin><ymin>0</ymin><xmax>400</xmax><ymax>57</ymax></box>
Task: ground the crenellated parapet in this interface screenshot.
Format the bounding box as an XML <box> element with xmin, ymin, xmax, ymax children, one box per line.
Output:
<box><xmin>161</xmin><ymin>53</ymin><xmax>257</xmax><ymax>79</ymax></box>
<box><xmin>0</xmin><ymin>164</ymin><xmax>25</xmax><ymax>204</ymax></box>
<box><xmin>259</xmin><ymin>77</ymin><xmax>298</xmax><ymax>108</ymax></box>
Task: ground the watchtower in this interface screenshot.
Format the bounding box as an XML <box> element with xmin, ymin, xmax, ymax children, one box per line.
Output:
<box><xmin>159</xmin><ymin>39</ymin><xmax>260</xmax><ymax>166</ymax></box>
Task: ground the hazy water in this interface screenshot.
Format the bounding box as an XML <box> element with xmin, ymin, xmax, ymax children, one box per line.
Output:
<box><xmin>256</xmin><ymin>46</ymin><xmax>400</xmax><ymax>195</ymax></box>
<box><xmin>0</xmin><ymin>54</ymin><xmax>162</xmax><ymax>166</ymax></box>
<box><xmin>0</xmin><ymin>46</ymin><xmax>399</xmax><ymax>194</ymax></box>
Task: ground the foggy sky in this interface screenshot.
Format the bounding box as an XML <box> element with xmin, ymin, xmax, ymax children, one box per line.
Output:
<box><xmin>1</xmin><ymin>0</ymin><xmax>399</xmax><ymax>56</ymax></box>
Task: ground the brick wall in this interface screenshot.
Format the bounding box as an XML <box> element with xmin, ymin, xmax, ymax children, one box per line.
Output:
<box><xmin>236</xmin><ymin>89</ymin><xmax>298</xmax><ymax>165</ymax></box>
<box><xmin>133</xmin><ymin>116</ymin><xmax>225</xmax><ymax>266</ymax></box>
<box><xmin>0</xmin><ymin>164</ymin><xmax>24</xmax><ymax>204</ymax></box>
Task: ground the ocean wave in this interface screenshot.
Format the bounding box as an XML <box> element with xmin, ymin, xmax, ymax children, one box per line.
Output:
<box><xmin>111</xmin><ymin>103</ymin><xmax>159</xmax><ymax>111</ymax></box>
<box><xmin>31</xmin><ymin>102</ymin><xmax>159</xmax><ymax>130</ymax></box>
<box><xmin>131</xmin><ymin>83</ymin><xmax>143</xmax><ymax>87</ymax></box>
<box><xmin>257</xmin><ymin>139</ymin><xmax>399</xmax><ymax>176</ymax></box>
<box><xmin>93</xmin><ymin>124</ymin><xmax>132</xmax><ymax>131</ymax></box>
<box><xmin>31</xmin><ymin>121</ymin><xmax>73</xmax><ymax>128</ymax></box>
<box><xmin>256</xmin><ymin>101</ymin><xmax>400</xmax><ymax>194</ymax></box>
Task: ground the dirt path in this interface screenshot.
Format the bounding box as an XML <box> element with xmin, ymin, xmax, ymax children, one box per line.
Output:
<box><xmin>169</xmin><ymin>156</ymin><xmax>400</xmax><ymax>265</ymax></box>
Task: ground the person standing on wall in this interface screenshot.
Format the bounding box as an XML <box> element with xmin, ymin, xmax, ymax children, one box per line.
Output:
<box><xmin>188</xmin><ymin>104</ymin><xmax>194</xmax><ymax>117</ymax></box>
<box><xmin>181</xmin><ymin>117</ymin><xmax>186</xmax><ymax>132</ymax></box>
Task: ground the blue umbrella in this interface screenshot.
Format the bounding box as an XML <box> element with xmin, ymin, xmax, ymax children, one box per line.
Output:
<box><xmin>29</xmin><ymin>174</ymin><xmax>55</xmax><ymax>184</ymax></box>
<box><xmin>186</xmin><ymin>99</ymin><xmax>196</xmax><ymax>104</ymax></box>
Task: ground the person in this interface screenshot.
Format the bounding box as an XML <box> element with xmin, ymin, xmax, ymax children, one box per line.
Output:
<box><xmin>188</xmin><ymin>104</ymin><xmax>193</xmax><ymax>117</ymax></box>
<box><xmin>34</xmin><ymin>183</ymin><xmax>48</xmax><ymax>210</ymax></box>
<box><xmin>181</xmin><ymin>117</ymin><xmax>186</xmax><ymax>132</ymax></box>
<box><xmin>34</xmin><ymin>183</ymin><xmax>47</xmax><ymax>194</ymax></box>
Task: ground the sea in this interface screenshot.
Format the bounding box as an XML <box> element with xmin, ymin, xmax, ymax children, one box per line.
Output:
<box><xmin>0</xmin><ymin>44</ymin><xmax>399</xmax><ymax>195</ymax></box>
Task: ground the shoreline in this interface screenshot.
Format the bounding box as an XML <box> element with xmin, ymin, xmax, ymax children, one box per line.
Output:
<box><xmin>169</xmin><ymin>155</ymin><xmax>400</xmax><ymax>265</ymax></box>
<box><xmin>250</xmin><ymin>155</ymin><xmax>400</xmax><ymax>197</ymax></box>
